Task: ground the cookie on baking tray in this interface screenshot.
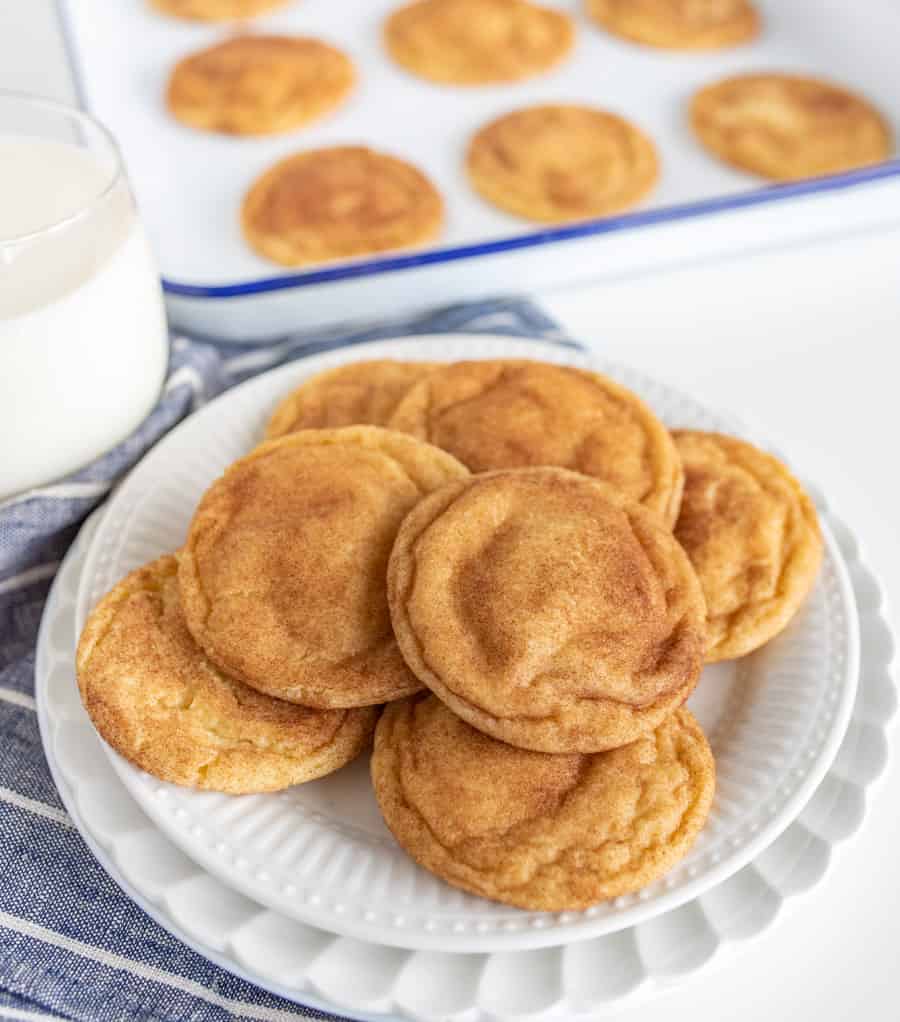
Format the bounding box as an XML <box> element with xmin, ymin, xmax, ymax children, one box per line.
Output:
<box><xmin>166</xmin><ymin>35</ymin><xmax>355</xmax><ymax>136</ymax></box>
<box><xmin>466</xmin><ymin>104</ymin><xmax>658</xmax><ymax>222</ymax></box>
<box><xmin>76</xmin><ymin>556</ymin><xmax>377</xmax><ymax>793</ymax></box>
<box><xmin>178</xmin><ymin>426</ymin><xmax>469</xmax><ymax>708</ymax></box>
<box><xmin>241</xmin><ymin>146</ymin><xmax>444</xmax><ymax>266</ymax></box>
<box><xmin>150</xmin><ymin>0</ymin><xmax>289</xmax><ymax>21</ymax></box>
<box><xmin>372</xmin><ymin>695</ymin><xmax>715</xmax><ymax>909</ymax></box>
<box><xmin>384</xmin><ymin>0</ymin><xmax>574</xmax><ymax>85</ymax></box>
<box><xmin>586</xmin><ymin>0</ymin><xmax>760</xmax><ymax>50</ymax></box>
<box><xmin>387</xmin><ymin>467</ymin><xmax>706</xmax><ymax>753</ymax></box>
<box><xmin>690</xmin><ymin>73</ymin><xmax>892</xmax><ymax>181</ymax></box>
<box><xmin>673</xmin><ymin>430</ymin><xmax>823</xmax><ymax>662</ymax></box>
<box><xmin>388</xmin><ymin>359</ymin><xmax>684</xmax><ymax>524</ymax></box>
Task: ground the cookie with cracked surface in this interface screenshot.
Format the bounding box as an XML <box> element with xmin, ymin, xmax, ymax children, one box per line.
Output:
<box><xmin>150</xmin><ymin>0</ymin><xmax>289</xmax><ymax>20</ymax></box>
<box><xmin>466</xmin><ymin>104</ymin><xmax>658</xmax><ymax>222</ymax></box>
<box><xmin>242</xmin><ymin>146</ymin><xmax>444</xmax><ymax>267</ymax></box>
<box><xmin>388</xmin><ymin>467</ymin><xmax>706</xmax><ymax>753</ymax></box>
<box><xmin>388</xmin><ymin>359</ymin><xmax>683</xmax><ymax>524</ymax></box>
<box><xmin>673</xmin><ymin>430</ymin><xmax>822</xmax><ymax>662</ymax></box>
<box><xmin>586</xmin><ymin>0</ymin><xmax>760</xmax><ymax>50</ymax></box>
<box><xmin>76</xmin><ymin>556</ymin><xmax>377</xmax><ymax>793</ymax></box>
<box><xmin>166</xmin><ymin>35</ymin><xmax>355</xmax><ymax>136</ymax></box>
<box><xmin>691</xmin><ymin>73</ymin><xmax>892</xmax><ymax>181</ymax></box>
<box><xmin>372</xmin><ymin>696</ymin><xmax>715</xmax><ymax>909</ymax></box>
<box><xmin>265</xmin><ymin>360</ymin><xmax>442</xmax><ymax>439</ymax></box>
<box><xmin>384</xmin><ymin>0</ymin><xmax>574</xmax><ymax>85</ymax></box>
<box><xmin>179</xmin><ymin>426</ymin><xmax>469</xmax><ymax>708</ymax></box>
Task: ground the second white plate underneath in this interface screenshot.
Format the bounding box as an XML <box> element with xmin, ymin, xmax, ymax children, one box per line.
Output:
<box><xmin>73</xmin><ymin>335</ymin><xmax>859</xmax><ymax>952</ymax></box>
<box><xmin>40</xmin><ymin>509</ymin><xmax>895</xmax><ymax>1021</ymax></box>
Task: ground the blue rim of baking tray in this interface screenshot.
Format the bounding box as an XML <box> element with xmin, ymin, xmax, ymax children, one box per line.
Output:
<box><xmin>55</xmin><ymin>0</ymin><xmax>900</xmax><ymax>300</ymax></box>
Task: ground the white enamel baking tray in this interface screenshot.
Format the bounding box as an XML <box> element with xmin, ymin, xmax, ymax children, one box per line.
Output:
<box><xmin>57</xmin><ymin>0</ymin><xmax>900</xmax><ymax>340</ymax></box>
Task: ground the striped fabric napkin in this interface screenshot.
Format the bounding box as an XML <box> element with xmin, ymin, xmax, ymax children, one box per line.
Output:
<box><xmin>0</xmin><ymin>297</ymin><xmax>576</xmax><ymax>1022</ymax></box>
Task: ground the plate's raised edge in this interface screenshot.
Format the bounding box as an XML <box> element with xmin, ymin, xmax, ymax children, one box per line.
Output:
<box><xmin>50</xmin><ymin>1</ymin><xmax>900</xmax><ymax>299</ymax></box>
<box><xmin>36</xmin><ymin>493</ymin><xmax>896</xmax><ymax>1022</ymax></box>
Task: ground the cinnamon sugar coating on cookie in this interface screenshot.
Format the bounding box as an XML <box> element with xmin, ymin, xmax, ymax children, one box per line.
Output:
<box><xmin>77</xmin><ymin>556</ymin><xmax>376</xmax><ymax>793</ymax></box>
<box><xmin>166</xmin><ymin>35</ymin><xmax>354</xmax><ymax>136</ymax></box>
<box><xmin>467</xmin><ymin>104</ymin><xmax>658</xmax><ymax>222</ymax></box>
<box><xmin>691</xmin><ymin>73</ymin><xmax>892</xmax><ymax>181</ymax></box>
<box><xmin>372</xmin><ymin>696</ymin><xmax>715</xmax><ymax>909</ymax></box>
<box><xmin>150</xmin><ymin>0</ymin><xmax>289</xmax><ymax>21</ymax></box>
<box><xmin>673</xmin><ymin>431</ymin><xmax>822</xmax><ymax>661</ymax></box>
<box><xmin>242</xmin><ymin>146</ymin><xmax>444</xmax><ymax>266</ymax></box>
<box><xmin>385</xmin><ymin>0</ymin><xmax>573</xmax><ymax>85</ymax></box>
<box><xmin>586</xmin><ymin>0</ymin><xmax>759</xmax><ymax>50</ymax></box>
<box><xmin>388</xmin><ymin>359</ymin><xmax>683</xmax><ymax>524</ymax></box>
<box><xmin>265</xmin><ymin>361</ymin><xmax>441</xmax><ymax>438</ymax></box>
<box><xmin>388</xmin><ymin>468</ymin><xmax>706</xmax><ymax>752</ymax></box>
<box><xmin>179</xmin><ymin>427</ymin><xmax>469</xmax><ymax>708</ymax></box>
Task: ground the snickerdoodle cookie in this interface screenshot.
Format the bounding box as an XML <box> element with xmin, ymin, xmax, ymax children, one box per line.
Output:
<box><xmin>466</xmin><ymin>104</ymin><xmax>658</xmax><ymax>222</ymax></box>
<box><xmin>691</xmin><ymin>73</ymin><xmax>892</xmax><ymax>181</ymax></box>
<box><xmin>265</xmin><ymin>361</ymin><xmax>441</xmax><ymax>439</ymax></box>
<box><xmin>384</xmin><ymin>0</ymin><xmax>574</xmax><ymax>85</ymax></box>
<box><xmin>373</xmin><ymin>696</ymin><xmax>715</xmax><ymax>909</ymax></box>
<box><xmin>388</xmin><ymin>468</ymin><xmax>706</xmax><ymax>753</ymax></box>
<box><xmin>77</xmin><ymin>556</ymin><xmax>377</xmax><ymax>793</ymax></box>
<box><xmin>150</xmin><ymin>0</ymin><xmax>288</xmax><ymax>20</ymax></box>
<box><xmin>242</xmin><ymin>147</ymin><xmax>444</xmax><ymax>266</ymax></box>
<box><xmin>586</xmin><ymin>0</ymin><xmax>760</xmax><ymax>50</ymax></box>
<box><xmin>166</xmin><ymin>35</ymin><xmax>354</xmax><ymax>136</ymax></box>
<box><xmin>673</xmin><ymin>431</ymin><xmax>822</xmax><ymax>662</ymax></box>
<box><xmin>388</xmin><ymin>359</ymin><xmax>683</xmax><ymax>524</ymax></box>
<box><xmin>179</xmin><ymin>427</ymin><xmax>468</xmax><ymax>708</ymax></box>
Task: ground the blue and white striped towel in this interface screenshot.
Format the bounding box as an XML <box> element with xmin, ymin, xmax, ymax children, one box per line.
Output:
<box><xmin>0</xmin><ymin>297</ymin><xmax>576</xmax><ymax>1022</ymax></box>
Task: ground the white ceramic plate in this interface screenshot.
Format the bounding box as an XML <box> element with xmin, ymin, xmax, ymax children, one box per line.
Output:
<box><xmin>39</xmin><ymin>502</ymin><xmax>895</xmax><ymax>1021</ymax></box>
<box><xmin>74</xmin><ymin>335</ymin><xmax>859</xmax><ymax>953</ymax></box>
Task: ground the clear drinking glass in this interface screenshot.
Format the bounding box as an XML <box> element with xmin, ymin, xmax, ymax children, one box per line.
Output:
<box><xmin>0</xmin><ymin>91</ymin><xmax>168</xmax><ymax>499</ymax></box>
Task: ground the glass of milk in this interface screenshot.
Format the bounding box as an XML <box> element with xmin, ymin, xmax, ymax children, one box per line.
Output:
<box><xmin>0</xmin><ymin>91</ymin><xmax>169</xmax><ymax>499</ymax></box>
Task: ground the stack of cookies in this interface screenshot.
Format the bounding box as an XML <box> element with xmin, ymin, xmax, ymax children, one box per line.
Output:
<box><xmin>151</xmin><ymin>0</ymin><xmax>893</xmax><ymax>267</ymax></box>
<box><xmin>77</xmin><ymin>357</ymin><xmax>824</xmax><ymax>910</ymax></box>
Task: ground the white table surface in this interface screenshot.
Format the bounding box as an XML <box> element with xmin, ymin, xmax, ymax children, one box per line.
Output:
<box><xmin>3</xmin><ymin>4</ymin><xmax>899</xmax><ymax>1020</ymax></box>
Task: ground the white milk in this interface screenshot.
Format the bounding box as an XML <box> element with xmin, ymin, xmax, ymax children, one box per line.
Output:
<box><xmin>0</xmin><ymin>139</ymin><xmax>168</xmax><ymax>498</ymax></box>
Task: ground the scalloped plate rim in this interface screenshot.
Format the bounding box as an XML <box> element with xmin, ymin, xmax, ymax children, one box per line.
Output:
<box><xmin>35</xmin><ymin>501</ymin><xmax>893</xmax><ymax>1022</ymax></box>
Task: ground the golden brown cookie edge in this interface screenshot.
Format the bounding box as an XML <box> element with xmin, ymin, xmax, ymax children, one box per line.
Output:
<box><xmin>371</xmin><ymin>696</ymin><xmax>716</xmax><ymax>909</ymax></box>
<box><xmin>76</xmin><ymin>554</ymin><xmax>378</xmax><ymax>793</ymax></box>
<box><xmin>264</xmin><ymin>361</ymin><xmax>444</xmax><ymax>439</ymax></box>
<box><xmin>673</xmin><ymin>429</ymin><xmax>824</xmax><ymax>662</ymax></box>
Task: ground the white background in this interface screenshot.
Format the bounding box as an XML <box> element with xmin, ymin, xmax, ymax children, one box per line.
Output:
<box><xmin>2</xmin><ymin>3</ymin><xmax>900</xmax><ymax>1020</ymax></box>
